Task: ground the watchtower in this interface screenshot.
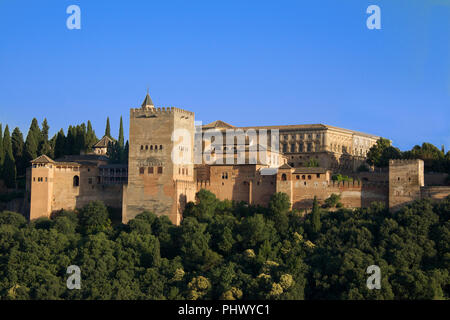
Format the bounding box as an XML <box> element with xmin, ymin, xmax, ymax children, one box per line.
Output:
<box><xmin>123</xmin><ymin>92</ymin><xmax>196</xmax><ymax>225</ymax></box>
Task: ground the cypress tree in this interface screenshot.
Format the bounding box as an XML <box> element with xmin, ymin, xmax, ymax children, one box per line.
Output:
<box><xmin>54</xmin><ymin>129</ymin><xmax>66</xmax><ymax>159</ymax></box>
<box><xmin>11</xmin><ymin>127</ymin><xmax>25</xmax><ymax>176</ymax></box>
<box><xmin>2</xmin><ymin>125</ymin><xmax>16</xmax><ymax>188</ymax></box>
<box><xmin>118</xmin><ymin>116</ymin><xmax>124</xmax><ymax>148</ymax></box>
<box><xmin>0</xmin><ymin>123</ymin><xmax>4</xmax><ymax>166</ymax></box>
<box><xmin>311</xmin><ymin>196</ymin><xmax>321</xmax><ymax>233</ymax></box>
<box><xmin>105</xmin><ymin>117</ymin><xmax>111</xmax><ymax>138</ymax></box>
<box><xmin>85</xmin><ymin>121</ymin><xmax>97</xmax><ymax>152</ymax></box>
<box><xmin>38</xmin><ymin>118</ymin><xmax>51</xmax><ymax>156</ymax></box>
<box><xmin>24</xmin><ymin>119</ymin><xmax>40</xmax><ymax>163</ymax></box>
<box><xmin>65</xmin><ymin>126</ymin><xmax>76</xmax><ymax>155</ymax></box>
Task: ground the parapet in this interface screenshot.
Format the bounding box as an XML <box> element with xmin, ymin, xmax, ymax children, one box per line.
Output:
<box><xmin>131</xmin><ymin>106</ymin><xmax>194</xmax><ymax>118</ymax></box>
<box><xmin>389</xmin><ymin>159</ymin><xmax>424</xmax><ymax>166</ymax></box>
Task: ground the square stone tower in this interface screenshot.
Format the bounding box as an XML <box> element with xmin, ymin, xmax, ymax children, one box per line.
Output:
<box><xmin>388</xmin><ymin>159</ymin><xmax>424</xmax><ymax>211</ymax></box>
<box><xmin>123</xmin><ymin>93</ymin><xmax>196</xmax><ymax>225</ymax></box>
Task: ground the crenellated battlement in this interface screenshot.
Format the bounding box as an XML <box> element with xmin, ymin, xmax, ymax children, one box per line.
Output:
<box><xmin>131</xmin><ymin>106</ymin><xmax>194</xmax><ymax>118</ymax></box>
<box><xmin>389</xmin><ymin>159</ymin><xmax>423</xmax><ymax>166</ymax></box>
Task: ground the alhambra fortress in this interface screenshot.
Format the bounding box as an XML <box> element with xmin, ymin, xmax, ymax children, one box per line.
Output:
<box><xmin>25</xmin><ymin>93</ymin><xmax>450</xmax><ymax>225</ymax></box>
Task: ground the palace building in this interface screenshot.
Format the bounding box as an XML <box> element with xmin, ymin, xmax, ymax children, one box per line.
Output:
<box><xmin>25</xmin><ymin>93</ymin><xmax>450</xmax><ymax>224</ymax></box>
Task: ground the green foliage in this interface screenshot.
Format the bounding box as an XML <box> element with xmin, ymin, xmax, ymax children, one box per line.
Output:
<box><xmin>105</xmin><ymin>117</ymin><xmax>111</xmax><ymax>138</ymax></box>
<box><xmin>305</xmin><ymin>158</ymin><xmax>320</xmax><ymax>167</ymax></box>
<box><xmin>2</xmin><ymin>125</ymin><xmax>16</xmax><ymax>188</ymax></box>
<box><xmin>323</xmin><ymin>193</ymin><xmax>342</xmax><ymax>208</ymax></box>
<box><xmin>0</xmin><ymin>196</ymin><xmax>449</xmax><ymax>300</ymax></box>
<box><xmin>331</xmin><ymin>174</ymin><xmax>353</xmax><ymax>182</ymax></box>
<box><xmin>311</xmin><ymin>196</ymin><xmax>321</xmax><ymax>233</ymax></box>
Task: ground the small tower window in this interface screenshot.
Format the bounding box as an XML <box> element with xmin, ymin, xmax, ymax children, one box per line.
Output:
<box><xmin>73</xmin><ymin>176</ymin><xmax>80</xmax><ymax>187</ymax></box>
<box><xmin>281</xmin><ymin>174</ymin><xmax>287</xmax><ymax>181</ymax></box>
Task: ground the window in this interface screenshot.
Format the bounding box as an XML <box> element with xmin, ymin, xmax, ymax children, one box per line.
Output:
<box><xmin>33</xmin><ymin>177</ymin><xmax>35</xmax><ymax>182</ymax></box>
<box><xmin>302</xmin><ymin>175</ymin><xmax>306</xmax><ymax>179</ymax></box>
<box><xmin>282</xmin><ymin>144</ymin><xmax>287</xmax><ymax>153</ymax></box>
<box><xmin>141</xmin><ymin>145</ymin><xmax>144</xmax><ymax>150</ymax></box>
<box><xmin>157</xmin><ymin>167</ymin><xmax>163</xmax><ymax>174</ymax></box>
<box><xmin>281</xmin><ymin>174</ymin><xmax>287</xmax><ymax>181</ymax></box>
<box><xmin>139</xmin><ymin>167</ymin><xmax>145</xmax><ymax>175</ymax></box>
<box><xmin>148</xmin><ymin>167</ymin><xmax>154</xmax><ymax>174</ymax></box>
<box><xmin>307</xmin><ymin>143</ymin><xmax>312</xmax><ymax>152</ymax></box>
<box><xmin>145</xmin><ymin>145</ymin><xmax>148</xmax><ymax>150</ymax></box>
<box><xmin>154</xmin><ymin>145</ymin><xmax>158</xmax><ymax>151</ymax></box>
<box><xmin>73</xmin><ymin>176</ymin><xmax>80</xmax><ymax>187</ymax></box>
<box><xmin>308</xmin><ymin>175</ymin><xmax>311</xmax><ymax>180</ymax></box>
<box><xmin>316</xmin><ymin>174</ymin><xmax>320</xmax><ymax>178</ymax></box>
<box><xmin>290</xmin><ymin>144</ymin><xmax>295</xmax><ymax>153</ymax></box>
<box><xmin>150</xmin><ymin>145</ymin><xmax>153</xmax><ymax>150</ymax></box>
<box><xmin>296</xmin><ymin>175</ymin><xmax>300</xmax><ymax>180</ymax></box>
<box><xmin>299</xmin><ymin>143</ymin><xmax>304</xmax><ymax>152</ymax></box>
<box><xmin>160</xmin><ymin>145</ymin><xmax>163</xmax><ymax>150</ymax></box>
<box><xmin>88</xmin><ymin>178</ymin><xmax>92</xmax><ymax>184</ymax></box>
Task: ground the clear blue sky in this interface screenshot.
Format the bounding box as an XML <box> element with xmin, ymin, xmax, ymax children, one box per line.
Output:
<box><xmin>0</xmin><ymin>0</ymin><xmax>449</xmax><ymax>151</ymax></box>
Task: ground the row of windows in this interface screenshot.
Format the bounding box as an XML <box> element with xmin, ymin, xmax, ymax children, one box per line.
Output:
<box><xmin>282</xmin><ymin>142</ymin><xmax>319</xmax><ymax>153</ymax></box>
<box><xmin>281</xmin><ymin>173</ymin><xmax>321</xmax><ymax>181</ymax></box>
<box><xmin>282</xmin><ymin>133</ymin><xmax>321</xmax><ymax>141</ymax></box>
<box><xmin>178</xmin><ymin>167</ymin><xmax>189</xmax><ymax>175</ymax></box>
<box><xmin>140</xmin><ymin>144</ymin><xmax>163</xmax><ymax>151</ymax></box>
<box><xmin>33</xmin><ymin>177</ymin><xmax>47</xmax><ymax>182</ymax></box>
<box><xmin>139</xmin><ymin>167</ymin><xmax>163</xmax><ymax>175</ymax></box>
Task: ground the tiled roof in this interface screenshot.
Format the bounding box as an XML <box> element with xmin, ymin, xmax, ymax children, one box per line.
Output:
<box><xmin>293</xmin><ymin>167</ymin><xmax>328</xmax><ymax>174</ymax></box>
<box><xmin>93</xmin><ymin>135</ymin><xmax>114</xmax><ymax>148</ymax></box>
<box><xmin>30</xmin><ymin>155</ymin><xmax>55</xmax><ymax>164</ymax></box>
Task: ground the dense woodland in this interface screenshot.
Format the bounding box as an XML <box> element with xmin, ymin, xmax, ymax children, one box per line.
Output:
<box><xmin>0</xmin><ymin>190</ymin><xmax>448</xmax><ymax>300</ymax></box>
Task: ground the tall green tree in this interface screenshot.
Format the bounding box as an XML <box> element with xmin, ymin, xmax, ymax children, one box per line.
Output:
<box><xmin>54</xmin><ymin>129</ymin><xmax>66</xmax><ymax>159</ymax></box>
<box><xmin>24</xmin><ymin>119</ymin><xmax>40</xmax><ymax>164</ymax></box>
<box><xmin>105</xmin><ymin>117</ymin><xmax>111</xmax><ymax>138</ymax></box>
<box><xmin>38</xmin><ymin>119</ymin><xmax>51</xmax><ymax>157</ymax></box>
<box><xmin>118</xmin><ymin>116</ymin><xmax>124</xmax><ymax>149</ymax></box>
<box><xmin>11</xmin><ymin>127</ymin><xmax>25</xmax><ymax>176</ymax></box>
<box><xmin>2</xmin><ymin>125</ymin><xmax>16</xmax><ymax>188</ymax></box>
<box><xmin>85</xmin><ymin>121</ymin><xmax>97</xmax><ymax>152</ymax></box>
<box><xmin>0</xmin><ymin>123</ymin><xmax>4</xmax><ymax>167</ymax></box>
<box><xmin>311</xmin><ymin>196</ymin><xmax>321</xmax><ymax>233</ymax></box>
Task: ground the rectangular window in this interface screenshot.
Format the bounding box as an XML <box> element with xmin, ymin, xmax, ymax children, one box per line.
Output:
<box><xmin>316</xmin><ymin>174</ymin><xmax>320</xmax><ymax>178</ymax></box>
<box><xmin>139</xmin><ymin>167</ymin><xmax>145</xmax><ymax>175</ymax></box>
<box><xmin>157</xmin><ymin>167</ymin><xmax>163</xmax><ymax>174</ymax></box>
<box><xmin>148</xmin><ymin>167</ymin><xmax>154</xmax><ymax>174</ymax></box>
<box><xmin>88</xmin><ymin>178</ymin><xmax>92</xmax><ymax>184</ymax></box>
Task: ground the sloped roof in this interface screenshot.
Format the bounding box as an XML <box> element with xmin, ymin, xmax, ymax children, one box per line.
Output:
<box><xmin>93</xmin><ymin>135</ymin><xmax>114</xmax><ymax>148</ymax></box>
<box><xmin>202</xmin><ymin>120</ymin><xmax>235</xmax><ymax>129</ymax></box>
<box><xmin>293</xmin><ymin>167</ymin><xmax>328</xmax><ymax>174</ymax></box>
<box><xmin>30</xmin><ymin>155</ymin><xmax>55</xmax><ymax>164</ymax></box>
<box><xmin>141</xmin><ymin>92</ymin><xmax>154</xmax><ymax>107</ymax></box>
<box><xmin>278</xmin><ymin>163</ymin><xmax>293</xmax><ymax>170</ymax></box>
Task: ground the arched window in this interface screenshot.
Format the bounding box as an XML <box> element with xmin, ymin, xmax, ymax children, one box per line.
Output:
<box><xmin>150</xmin><ymin>145</ymin><xmax>153</xmax><ymax>150</ymax></box>
<box><xmin>73</xmin><ymin>175</ymin><xmax>80</xmax><ymax>187</ymax></box>
<box><xmin>281</xmin><ymin>174</ymin><xmax>287</xmax><ymax>181</ymax></box>
<box><xmin>160</xmin><ymin>145</ymin><xmax>163</xmax><ymax>150</ymax></box>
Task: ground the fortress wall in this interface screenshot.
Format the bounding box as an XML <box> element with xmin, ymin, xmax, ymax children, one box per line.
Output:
<box><xmin>421</xmin><ymin>186</ymin><xmax>450</xmax><ymax>202</ymax></box>
<box><xmin>291</xmin><ymin>180</ymin><xmax>388</xmax><ymax>209</ymax></box>
<box><xmin>424</xmin><ymin>173</ymin><xmax>449</xmax><ymax>186</ymax></box>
